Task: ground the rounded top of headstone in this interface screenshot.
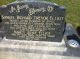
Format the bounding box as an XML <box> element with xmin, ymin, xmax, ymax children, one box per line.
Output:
<box><xmin>16</xmin><ymin>0</ymin><xmax>42</xmax><ymax>2</ymax></box>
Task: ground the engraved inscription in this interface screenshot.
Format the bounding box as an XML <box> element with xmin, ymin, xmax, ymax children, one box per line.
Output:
<box><xmin>2</xmin><ymin>15</ymin><xmax>64</xmax><ymax>40</ymax></box>
<box><xmin>9</xmin><ymin>4</ymin><xmax>54</xmax><ymax>15</ymax></box>
<box><xmin>10</xmin><ymin>5</ymin><xmax>29</xmax><ymax>13</ymax></box>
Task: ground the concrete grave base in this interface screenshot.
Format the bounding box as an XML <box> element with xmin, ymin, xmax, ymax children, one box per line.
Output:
<box><xmin>0</xmin><ymin>38</ymin><xmax>80</xmax><ymax>59</ymax></box>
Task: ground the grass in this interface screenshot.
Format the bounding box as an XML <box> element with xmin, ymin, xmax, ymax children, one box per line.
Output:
<box><xmin>47</xmin><ymin>0</ymin><xmax>80</xmax><ymax>27</ymax></box>
<box><xmin>0</xmin><ymin>0</ymin><xmax>80</xmax><ymax>27</ymax></box>
<box><xmin>0</xmin><ymin>0</ymin><xmax>15</xmax><ymax>5</ymax></box>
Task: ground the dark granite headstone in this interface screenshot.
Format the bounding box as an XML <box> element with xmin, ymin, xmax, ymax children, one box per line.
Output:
<box><xmin>0</xmin><ymin>1</ymin><xmax>66</xmax><ymax>42</ymax></box>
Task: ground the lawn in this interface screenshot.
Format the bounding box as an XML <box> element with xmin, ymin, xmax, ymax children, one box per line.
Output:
<box><xmin>0</xmin><ymin>0</ymin><xmax>80</xmax><ymax>27</ymax></box>
<box><xmin>47</xmin><ymin>0</ymin><xmax>80</xmax><ymax>27</ymax></box>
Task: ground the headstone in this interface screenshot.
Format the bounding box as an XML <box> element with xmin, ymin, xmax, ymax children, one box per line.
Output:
<box><xmin>0</xmin><ymin>0</ymin><xmax>66</xmax><ymax>42</ymax></box>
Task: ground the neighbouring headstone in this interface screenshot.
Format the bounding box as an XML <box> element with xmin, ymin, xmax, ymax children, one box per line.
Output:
<box><xmin>0</xmin><ymin>0</ymin><xmax>66</xmax><ymax>42</ymax></box>
<box><xmin>76</xmin><ymin>26</ymin><xmax>80</xmax><ymax>36</ymax></box>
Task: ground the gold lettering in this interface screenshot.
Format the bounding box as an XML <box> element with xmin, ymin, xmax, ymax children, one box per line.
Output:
<box><xmin>1</xmin><ymin>15</ymin><xmax>14</xmax><ymax>19</ymax></box>
<box><xmin>17</xmin><ymin>16</ymin><xmax>32</xmax><ymax>19</ymax></box>
<box><xmin>47</xmin><ymin>6</ymin><xmax>54</xmax><ymax>12</ymax></box>
<box><xmin>10</xmin><ymin>5</ymin><xmax>29</xmax><ymax>13</ymax></box>
<box><xmin>10</xmin><ymin>6</ymin><xmax>16</xmax><ymax>13</ymax></box>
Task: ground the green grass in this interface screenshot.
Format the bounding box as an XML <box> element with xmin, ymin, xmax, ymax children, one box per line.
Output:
<box><xmin>0</xmin><ymin>0</ymin><xmax>15</xmax><ymax>5</ymax></box>
<box><xmin>0</xmin><ymin>0</ymin><xmax>80</xmax><ymax>27</ymax></box>
<box><xmin>47</xmin><ymin>0</ymin><xmax>80</xmax><ymax>27</ymax></box>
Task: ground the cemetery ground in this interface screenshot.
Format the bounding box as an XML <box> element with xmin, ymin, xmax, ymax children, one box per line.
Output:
<box><xmin>0</xmin><ymin>0</ymin><xmax>80</xmax><ymax>27</ymax></box>
<box><xmin>0</xmin><ymin>0</ymin><xmax>80</xmax><ymax>59</ymax></box>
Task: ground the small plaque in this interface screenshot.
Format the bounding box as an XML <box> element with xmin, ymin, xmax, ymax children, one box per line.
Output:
<box><xmin>0</xmin><ymin>1</ymin><xmax>66</xmax><ymax>42</ymax></box>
